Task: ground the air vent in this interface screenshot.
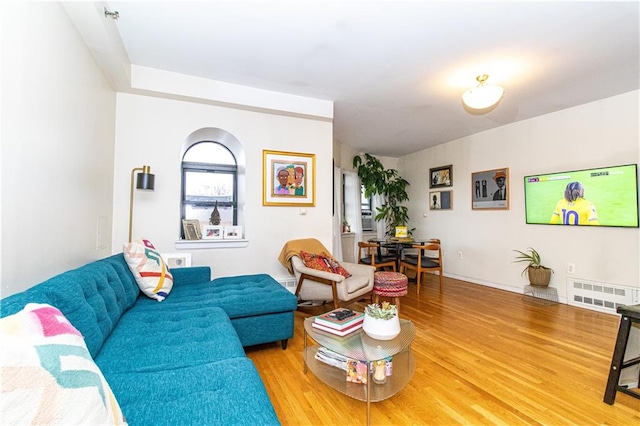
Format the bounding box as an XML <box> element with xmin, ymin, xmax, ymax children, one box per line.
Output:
<box><xmin>566</xmin><ymin>278</ymin><xmax>640</xmax><ymax>314</ymax></box>
<box><xmin>275</xmin><ymin>277</ymin><xmax>297</xmax><ymax>294</ymax></box>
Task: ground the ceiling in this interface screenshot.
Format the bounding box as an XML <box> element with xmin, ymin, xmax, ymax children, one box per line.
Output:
<box><xmin>108</xmin><ymin>1</ymin><xmax>639</xmax><ymax>157</ymax></box>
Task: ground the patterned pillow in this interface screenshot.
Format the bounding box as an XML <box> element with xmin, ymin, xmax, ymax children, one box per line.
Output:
<box><xmin>123</xmin><ymin>238</ymin><xmax>173</xmax><ymax>301</ymax></box>
<box><xmin>300</xmin><ymin>251</ymin><xmax>351</xmax><ymax>278</ymax></box>
<box><xmin>300</xmin><ymin>251</ymin><xmax>333</xmax><ymax>273</ymax></box>
<box><xmin>324</xmin><ymin>256</ymin><xmax>352</xmax><ymax>278</ymax></box>
<box><xmin>0</xmin><ymin>303</ymin><xmax>126</xmax><ymax>425</ymax></box>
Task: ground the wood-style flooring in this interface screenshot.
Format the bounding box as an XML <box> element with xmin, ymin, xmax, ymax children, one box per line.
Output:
<box><xmin>246</xmin><ymin>274</ymin><xmax>640</xmax><ymax>425</ymax></box>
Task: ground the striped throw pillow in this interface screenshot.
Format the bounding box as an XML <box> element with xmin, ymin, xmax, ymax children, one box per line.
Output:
<box><xmin>123</xmin><ymin>238</ymin><xmax>174</xmax><ymax>302</ymax></box>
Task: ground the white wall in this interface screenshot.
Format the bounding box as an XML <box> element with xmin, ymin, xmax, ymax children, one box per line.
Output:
<box><xmin>1</xmin><ymin>2</ymin><xmax>116</xmax><ymax>297</ymax></box>
<box><xmin>400</xmin><ymin>91</ymin><xmax>640</xmax><ymax>299</ymax></box>
<box><xmin>114</xmin><ymin>93</ymin><xmax>333</xmax><ymax>282</ymax></box>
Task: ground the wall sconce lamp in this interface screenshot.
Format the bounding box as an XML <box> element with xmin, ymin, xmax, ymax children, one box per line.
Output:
<box><xmin>462</xmin><ymin>74</ymin><xmax>504</xmax><ymax>110</ymax></box>
<box><xmin>128</xmin><ymin>165</ymin><xmax>155</xmax><ymax>242</ymax></box>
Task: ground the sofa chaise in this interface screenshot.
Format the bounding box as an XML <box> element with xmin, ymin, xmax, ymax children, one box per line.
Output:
<box><xmin>0</xmin><ymin>252</ymin><xmax>298</xmax><ymax>425</ymax></box>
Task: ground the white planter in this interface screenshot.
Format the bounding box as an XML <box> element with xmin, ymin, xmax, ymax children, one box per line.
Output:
<box><xmin>362</xmin><ymin>313</ymin><xmax>401</xmax><ymax>340</ymax></box>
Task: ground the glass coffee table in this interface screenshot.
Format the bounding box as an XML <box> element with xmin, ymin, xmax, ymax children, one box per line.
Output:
<box><xmin>303</xmin><ymin>317</ymin><xmax>416</xmax><ymax>425</ymax></box>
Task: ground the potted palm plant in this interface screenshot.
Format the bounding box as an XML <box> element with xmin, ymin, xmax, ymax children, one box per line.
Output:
<box><xmin>513</xmin><ymin>247</ymin><xmax>554</xmax><ymax>287</ymax></box>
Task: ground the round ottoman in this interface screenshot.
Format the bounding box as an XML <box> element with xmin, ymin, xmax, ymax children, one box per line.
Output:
<box><xmin>373</xmin><ymin>271</ymin><xmax>408</xmax><ymax>313</ymax></box>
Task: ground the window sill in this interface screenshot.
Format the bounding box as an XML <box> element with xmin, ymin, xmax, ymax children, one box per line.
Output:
<box><xmin>175</xmin><ymin>239</ymin><xmax>249</xmax><ymax>249</ymax></box>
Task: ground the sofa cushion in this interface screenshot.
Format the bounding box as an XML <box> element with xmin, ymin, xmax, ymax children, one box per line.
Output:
<box><xmin>96</xmin><ymin>306</ymin><xmax>245</xmax><ymax>373</ymax></box>
<box><xmin>0</xmin><ymin>254</ymin><xmax>140</xmax><ymax>358</ymax></box>
<box><xmin>131</xmin><ymin>274</ymin><xmax>298</xmax><ymax>319</ymax></box>
<box><xmin>105</xmin><ymin>358</ymin><xmax>279</xmax><ymax>426</ymax></box>
<box><xmin>0</xmin><ymin>303</ymin><xmax>125</xmax><ymax>425</ymax></box>
<box><xmin>123</xmin><ymin>239</ymin><xmax>173</xmax><ymax>301</ymax></box>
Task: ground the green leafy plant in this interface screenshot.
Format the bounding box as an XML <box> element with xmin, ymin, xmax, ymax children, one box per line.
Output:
<box><xmin>513</xmin><ymin>247</ymin><xmax>554</xmax><ymax>276</ymax></box>
<box><xmin>353</xmin><ymin>154</ymin><xmax>411</xmax><ymax>237</ymax></box>
<box><xmin>365</xmin><ymin>302</ymin><xmax>398</xmax><ymax>320</ymax></box>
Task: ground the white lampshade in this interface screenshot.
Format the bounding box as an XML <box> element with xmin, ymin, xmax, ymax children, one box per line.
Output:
<box><xmin>462</xmin><ymin>74</ymin><xmax>504</xmax><ymax>110</ymax></box>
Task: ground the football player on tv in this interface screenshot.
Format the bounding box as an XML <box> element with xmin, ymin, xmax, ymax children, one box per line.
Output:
<box><xmin>550</xmin><ymin>181</ymin><xmax>599</xmax><ymax>225</ymax></box>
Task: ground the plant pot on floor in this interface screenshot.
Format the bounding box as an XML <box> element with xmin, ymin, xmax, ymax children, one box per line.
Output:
<box><xmin>527</xmin><ymin>266</ymin><xmax>552</xmax><ymax>287</ymax></box>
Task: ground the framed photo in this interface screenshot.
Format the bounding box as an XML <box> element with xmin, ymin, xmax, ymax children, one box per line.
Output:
<box><xmin>202</xmin><ymin>225</ymin><xmax>223</xmax><ymax>240</ymax></box>
<box><xmin>429</xmin><ymin>165</ymin><xmax>453</xmax><ymax>188</ymax></box>
<box><xmin>471</xmin><ymin>167</ymin><xmax>509</xmax><ymax>210</ymax></box>
<box><xmin>161</xmin><ymin>253</ymin><xmax>192</xmax><ymax>268</ymax></box>
<box><xmin>263</xmin><ymin>150</ymin><xmax>315</xmax><ymax>206</ymax></box>
<box><xmin>223</xmin><ymin>225</ymin><xmax>243</xmax><ymax>239</ymax></box>
<box><xmin>182</xmin><ymin>219</ymin><xmax>202</xmax><ymax>240</ymax></box>
<box><xmin>429</xmin><ymin>190</ymin><xmax>452</xmax><ymax>210</ymax></box>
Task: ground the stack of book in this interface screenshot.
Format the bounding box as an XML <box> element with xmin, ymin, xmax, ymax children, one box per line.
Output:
<box><xmin>312</xmin><ymin>308</ymin><xmax>364</xmax><ymax>336</ymax></box>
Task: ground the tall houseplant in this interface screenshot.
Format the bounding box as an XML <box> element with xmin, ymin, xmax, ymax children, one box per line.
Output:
<box><xmin>513</xmin><ymin>247</ymin><xmax>554</xmax><ymax>287</ymax></box>
<box><xmin>353</xmin><ymin>154</ymin><xmax>411</xmax><ymax>238</ymax></box>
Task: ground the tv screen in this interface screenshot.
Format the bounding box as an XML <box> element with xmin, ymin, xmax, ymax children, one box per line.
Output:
<box><xmin>524</xmin><ymin>164</ymin><xmax>639</xmax><ymax>228</ymax></box>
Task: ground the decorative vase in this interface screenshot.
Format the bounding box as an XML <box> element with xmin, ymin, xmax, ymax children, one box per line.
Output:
<box><xmin>362</xmin><ymin>313</ymin><xmax>401</xmax><ymax>340</ymax></box>
<box><xmin>372</xmin><ymin>360</ymin><xmax>387</xmax><ymax>384</ymax></box>
<box><xmin>528</xmin><ymin>266</ymin><xmax>552</xmax><ymax>287</ymax></box>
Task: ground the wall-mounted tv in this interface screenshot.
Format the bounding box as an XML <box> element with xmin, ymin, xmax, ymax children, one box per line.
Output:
<box><xmin>524</xmin><ymin>164</ymin><xmax>638</xmax><ymax>228</ymax></box>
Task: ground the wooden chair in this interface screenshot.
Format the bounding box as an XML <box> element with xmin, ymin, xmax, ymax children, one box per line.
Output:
<box><xmin>358</xmin><ymin>241</ymin><xmax>397</xmax><ymax>272</ymax></box>
<box><xmin>399</xmin><ymin>242</ymin><xmax>442</xmax><ymax>293</ymax></box>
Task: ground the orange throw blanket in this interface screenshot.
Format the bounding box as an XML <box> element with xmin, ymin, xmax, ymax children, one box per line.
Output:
<box><xmin>278</xmin><ymin>238</ymin><xmax>332</xmax><ymax>275</ymax></box>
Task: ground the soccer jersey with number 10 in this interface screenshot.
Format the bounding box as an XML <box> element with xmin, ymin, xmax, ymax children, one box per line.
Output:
<box><xmin>550</xmin><ymin>199</ymin><xmax>599</xmax><ymax>225</ymax></box>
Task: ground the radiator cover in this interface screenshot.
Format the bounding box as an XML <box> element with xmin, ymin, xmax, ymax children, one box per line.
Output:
<box><xmin>566</xmin><ymin>278</ymin><xmax>640</xmax><ymax>314</ymax></box>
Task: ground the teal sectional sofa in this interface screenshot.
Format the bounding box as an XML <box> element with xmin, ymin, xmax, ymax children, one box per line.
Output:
<box><xmin>0</xmin><ymin>254</ymin><xmax>298</xmax><ymax>425</ymax></box>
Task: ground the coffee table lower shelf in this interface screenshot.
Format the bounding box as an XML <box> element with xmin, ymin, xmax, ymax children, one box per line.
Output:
<box><xmin>303</xmin><ymin>344</ymin><xmax>415</xmax><ymax>403</ymax></box>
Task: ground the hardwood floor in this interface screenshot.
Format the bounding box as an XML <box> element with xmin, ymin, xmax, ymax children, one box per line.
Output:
<box><xmin>246</xmin><ymin>275</ymin><xmax>640</xmax><ymax>425</ymax></box>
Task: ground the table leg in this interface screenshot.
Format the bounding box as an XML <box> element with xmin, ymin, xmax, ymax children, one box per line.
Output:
<box><xmin>604</xmin><ymin>314</ymin><xmax>632</xmax><ymax>404</ymax></box>
<box><xmin>366</xmin><ymin>363</ymin><xmax>371</xmax><ymax>426</ymax></box>
<box><xmin>303</xmin><ymin>327</ymin><xmax>308</xmax><ymax>374</ymax></box>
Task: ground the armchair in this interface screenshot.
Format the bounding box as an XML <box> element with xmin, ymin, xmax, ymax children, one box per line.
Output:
<box><xmin>278</xmin><ymin>238</ymin><xmax>375</xmax><ymax>309</ymax></box>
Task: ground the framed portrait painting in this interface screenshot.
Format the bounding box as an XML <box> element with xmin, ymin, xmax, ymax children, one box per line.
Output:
<box><xmin>429</xmin><ymin>190</ymin><xmax>452</xmax><ymax>210</ymax></box>
<box><xmin>263</xmin><ymin>150</ymin><xmax>315</xmax><ymax>206</ymax></box>
<box><xmin>471</xmin><ymin>167</ymin><xmax>509</xmax><ymax>210</ymax></box>
<box><xmin>429</xmin><ymin>165</ymin><xmax>453</xmax><ymax>188</ymax></box>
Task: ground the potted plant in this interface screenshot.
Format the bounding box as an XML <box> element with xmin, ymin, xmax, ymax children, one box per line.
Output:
<box><xmin>362</xmin><ymin>302</ymin><xmax>400</xmax><ymax>340</ymax></box>
<box><xmin>353</xmin><ymin>154</ymin><xmax>411</xmax><ymax>238</ymax></box>
<box><xmin>513</xmin><ymin>247</ymin><xmax>554</xmax><ymax>287</ymax></box>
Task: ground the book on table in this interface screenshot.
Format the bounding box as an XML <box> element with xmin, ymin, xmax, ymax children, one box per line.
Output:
<box><xmin>312</xmin><ymin>320</ymin><xmax>363</xmax><ymax>336</ymax></box>
<box><xmin>314</xmin><ymin>308</ymin><xmax>364</xmax><ymax>330</ymax></box>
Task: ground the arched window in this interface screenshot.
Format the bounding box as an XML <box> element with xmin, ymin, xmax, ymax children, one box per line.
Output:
<box><xmin>181</xmin><ymin>142</ymin><xmax>237</xmax><ymax>231</ymax></box>
<box><xmin>180</xmin><ymin>128</ymin><xmax>246</xmax><ymax>240</ymax></box>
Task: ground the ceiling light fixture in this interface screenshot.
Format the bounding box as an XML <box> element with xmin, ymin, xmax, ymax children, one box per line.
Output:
<box><xmin>462</xmin><ymin>74</ymin><xmax>504</xmax><ymax>110</ymax></box>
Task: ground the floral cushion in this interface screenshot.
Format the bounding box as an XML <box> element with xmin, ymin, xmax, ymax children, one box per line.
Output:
<box><xmin>300</xmin><ymin>251</ymin><xmax>351</xmax><ymax>278</ymax></box>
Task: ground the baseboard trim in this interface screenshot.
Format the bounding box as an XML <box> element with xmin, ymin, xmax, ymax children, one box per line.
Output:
<box><xmin>444</xmin><ymin>273</ymin><xmax>569</xmax><ymax>304</ymax></box>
